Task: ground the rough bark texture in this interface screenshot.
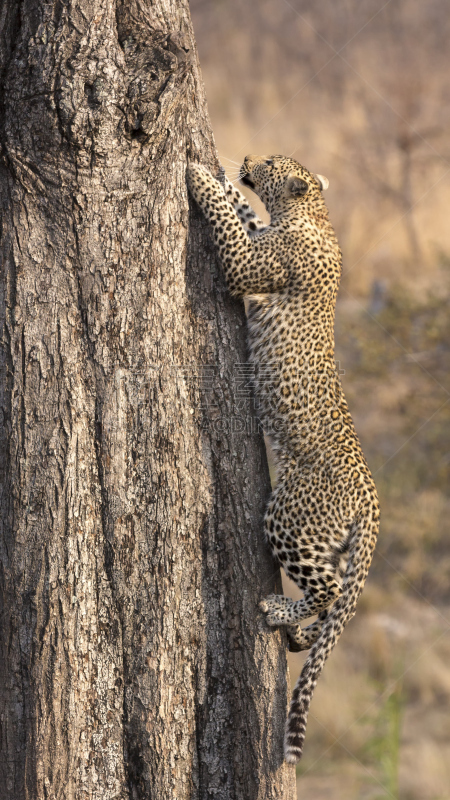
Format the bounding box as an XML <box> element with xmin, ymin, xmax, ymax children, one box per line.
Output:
<box><xmin>0</xmin><ymin>1</ymin><xmax>295</xmax><ymax>799</ymax></box>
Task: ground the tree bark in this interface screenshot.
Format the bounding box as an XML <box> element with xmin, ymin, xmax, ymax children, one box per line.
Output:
<box><xmin>0</xmin><ymin>2</ymin><xmax>295</xmax><ymax>798</ymax></box>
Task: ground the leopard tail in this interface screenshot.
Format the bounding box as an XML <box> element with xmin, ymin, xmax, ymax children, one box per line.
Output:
<box><xmin>284</xmin><ymin>519</ymin><xmax>377</xmax><ymax>763</ymax></box>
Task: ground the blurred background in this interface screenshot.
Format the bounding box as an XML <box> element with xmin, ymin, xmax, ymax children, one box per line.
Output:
<box><xmin>190</xmin><ymin>1</ymin><xmax>450</xmax><ymax>798</ymax></box>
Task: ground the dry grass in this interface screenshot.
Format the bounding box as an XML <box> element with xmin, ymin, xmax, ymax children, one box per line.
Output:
<box><xmin>288</xmin><ymin>592</ymin><xmax>450</xmax><ymax>799</ymax></box>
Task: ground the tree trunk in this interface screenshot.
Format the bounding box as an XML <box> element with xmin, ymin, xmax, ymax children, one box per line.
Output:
<box><xmin>0</xmin><ymin>2</ymin><xmax>295</xmax><ymax>798</ymax></box>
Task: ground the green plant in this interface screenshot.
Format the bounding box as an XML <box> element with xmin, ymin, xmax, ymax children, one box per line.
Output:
<box><xmin>364</xmin><ymin>679</ymin><xmax>404</xmax><ymax>799</ymax></box>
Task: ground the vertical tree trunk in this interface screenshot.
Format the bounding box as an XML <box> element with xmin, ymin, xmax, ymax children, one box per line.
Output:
<box><xmin>0</xmin><ymin>2</ymin><xmax>295</xmax><ymax>798</ymax></box>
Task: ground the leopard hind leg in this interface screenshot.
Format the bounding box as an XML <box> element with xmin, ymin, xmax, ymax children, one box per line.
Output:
<box><xmin>286</xmin><ymin>610</ymin><xmax>328</xmax><ymax>653</ymax></box>
<box><xmin>261</xmin><ymin>480</ymin><xmax>344</xmax><ymax>630</ymax></box>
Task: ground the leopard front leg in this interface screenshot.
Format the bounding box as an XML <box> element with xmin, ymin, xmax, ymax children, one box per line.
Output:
<box><xmin>218</xmin><ymin>171</ymin><xmax>267</xmax><ymax>236</ymax></box>
<box><xmin>187</xmin><ymin>163</ymin><xmax>287</xmax><ymax>296</ymax></box>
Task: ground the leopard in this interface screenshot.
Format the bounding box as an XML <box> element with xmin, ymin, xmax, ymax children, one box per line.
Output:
<box><xmin>186</xmin><ymin>155</ymin><xmax>379</xmax><ymax>764</ymax></box>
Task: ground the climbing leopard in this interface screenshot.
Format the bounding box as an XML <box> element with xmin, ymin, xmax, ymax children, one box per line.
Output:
<box><xmin>186</xmin><ymin>155</ymin><xmax>379</xmax><ymax>764</ymax></box>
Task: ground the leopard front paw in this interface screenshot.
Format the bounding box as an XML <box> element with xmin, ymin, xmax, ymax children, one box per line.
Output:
<box><xmin>186</xmin><ymin>163</ymin><xmax>226</xmax><ymax>208</ymax></box>
<box><xmin>186</xmin><ymin>162</ymin><xmax>211</xmax><ymax>192</ymax></box>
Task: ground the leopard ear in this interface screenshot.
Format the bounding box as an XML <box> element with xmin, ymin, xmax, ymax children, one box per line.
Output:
<box><xmin>314</xmin><ymin>173</ymin><xmax>329</xmax><ymax>191</ymax></box>
<box><xmin>286</xmin><ymin>176</ymin><xmax>309</xmax><ymax>197</ymax></box>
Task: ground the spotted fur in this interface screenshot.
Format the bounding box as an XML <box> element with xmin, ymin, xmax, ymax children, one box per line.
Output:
<box><xmin>187</xmin><ymin>155</ymin><xmax>379</xmax><ymax>764</ymax></box>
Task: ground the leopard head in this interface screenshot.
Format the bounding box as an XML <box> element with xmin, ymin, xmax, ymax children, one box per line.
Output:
<box><xmin>239</xmin><ymin>154</ymin><xmax>329</xmax><ymax>219</ymax></box>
